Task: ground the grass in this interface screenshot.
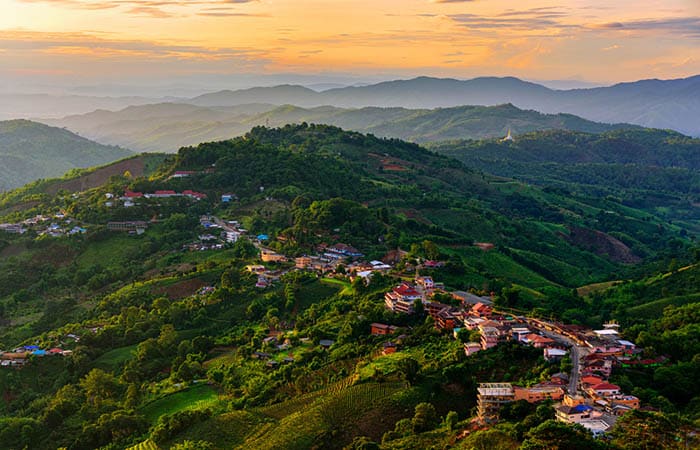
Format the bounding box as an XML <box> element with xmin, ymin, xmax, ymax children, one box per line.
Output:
<box><xmin>92</xmin><ymin>344</ymin><xmax>138</xmax><ymax>372</ymax></box>
<box><xmin>76</xmin><ymin>235</ymin><xmax>145</xmax><ymax>270</ymax></box>
<box><xmin>140</xmin><ymin>384</ymin><xmax>220</xmax><ymax>423</ymax></box>
<box><xmin>577</xmin><ymin>280</ymin><xmax>622</xmax><ymax>297</ymax></box>
<box><xmin>626</xmin><ymin>293</ymin><xmax>700</xmax><ymax>319</ymax></box>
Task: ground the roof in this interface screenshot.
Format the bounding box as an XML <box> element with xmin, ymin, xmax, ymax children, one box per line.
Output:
<box><xmin>591</xmin><ymin>383</ymin><xmax>620</xmax><ymax>390</ymax></box>
<box><xmin>154</xmin><ymin>190</ymin><xmax>177</xmax><ymax>195</ymax></box>
<box><xmin>393</xmin><ymin>283</ymin><xmax>420</xmax><ymax>297</ymax></box>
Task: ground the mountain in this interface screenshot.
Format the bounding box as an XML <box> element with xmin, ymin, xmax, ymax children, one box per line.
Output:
<box><xmin>188</xmin><ymin>75</ymin><xmax>700</xmax><ymax>136</ymax></box>
<box><xmin>44</xmin><ymin>102</ymin><xmax>634</xmax><ymax>153</ymax></box>
<box><xmin>0</xmin><ymin>93</ymin><xmax>165</xmax><ymax>121</ymax></box>
<box><xmin>0</xmin><ymin>125</ymin><xmax>697</xmax><ymax>449</ymax></box>
<box><xmin>0</xmin><ymin>119</ymin><xmax>133</xmax><ymax>191</ymax></box>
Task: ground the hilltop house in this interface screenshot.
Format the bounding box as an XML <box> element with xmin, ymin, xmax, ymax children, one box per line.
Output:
<box><xmin>371</xmin><ymin>323</ymin><xmax>399</xmax><ymax>335</ymax></box>
<box><xmin>385</xmin><ymin>283</ymin><xmax>422</xmax><ymax>314</ymax></box>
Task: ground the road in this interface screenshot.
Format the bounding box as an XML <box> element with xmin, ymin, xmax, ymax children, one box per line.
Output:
<box><xmin>523</xmin><ymin>318</ymin><xmax>587</xmax><ymax>395</ymax></box>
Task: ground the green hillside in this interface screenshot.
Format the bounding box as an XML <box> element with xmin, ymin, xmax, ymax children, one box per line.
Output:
<box><xmin>432</xmin><ymin>129</ymin><xmax>700</xmax><ymax>234</ymax></box>
<box><xmin>0</xmin><ymin>119</ymin><xmax>133</xmax><ymax>191</ymax></box>
<box><xmin>0</xmin><ymin>125</ymin><xmax>697</xmax><ymax>449</ymax></box>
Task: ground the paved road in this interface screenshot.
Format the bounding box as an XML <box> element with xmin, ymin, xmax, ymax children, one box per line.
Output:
<box><xmin>523</xmin><ymin>318</ymin><xmax>586</xmax><ymax>395</ymax></box>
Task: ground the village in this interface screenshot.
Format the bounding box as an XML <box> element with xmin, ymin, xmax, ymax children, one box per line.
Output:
<box><xmin>0</xmin><ymin>189</ymin><xmax>653</xmax><ymax>440</ymax></box>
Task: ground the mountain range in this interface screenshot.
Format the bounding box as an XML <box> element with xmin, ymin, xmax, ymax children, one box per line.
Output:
<box><xmin>43</xmin><ymin>102</ymin><xmax>634</xmax><ymax>153</ymax></box>
<box><xmin>186</xmin><ymin>75</ymin><xmax>700</xmax><ymax>137</ymax></box>
<box><xmin>0</xmin><ymin>119</ymin><xmax>132</xmax><ymax>191</ymax></box>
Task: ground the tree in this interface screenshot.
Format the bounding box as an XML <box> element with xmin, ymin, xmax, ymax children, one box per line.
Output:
<box><xmin>609</xmin><ymin>410</ymin><xmax>697</xmax><ymax>450</ymax></box>
<box><xmin>521</xmin><ymin>420</ymin><xmax>606</xmax><ymax>450</ymax></box>
<box><xmin>79</xmin><ymin>368</ymin><xmax>121</xmax><ymax>409</ymax></box>
<box><xmin>412</xmin><ymin>402</ymin><xmax>439</xmax><ymax>433</ymax></box>
<box><xmin>397</xmin><ymin>357</ymin><xmax>420</xmax><ymax>385</ymax></box>
<box><xmin>444</xmin><ymin>410</ymin><xmax>459</xmax><ymax>431</ymax></box>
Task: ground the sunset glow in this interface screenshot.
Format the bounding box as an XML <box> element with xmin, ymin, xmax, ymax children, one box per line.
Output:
<box><xmin>2</xmin><ymin>0</ymin><xmax>699</xmax><ymax>85</ymax></box>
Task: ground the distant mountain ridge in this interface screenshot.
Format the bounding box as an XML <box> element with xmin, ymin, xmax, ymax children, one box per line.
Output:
<box><xmin>0</xmin><ymin>119</ymin><xmax>132</xmax><ymax>191</ymax></box>
<box><xmin>44</xmin><ymin>102</ymin><xmax>635</xmax><ymax>153</ymax></box>
<box><xmin>188</xmin><ymin>75</ymin><xmax>700</xmax><ymax>137</ymax></box>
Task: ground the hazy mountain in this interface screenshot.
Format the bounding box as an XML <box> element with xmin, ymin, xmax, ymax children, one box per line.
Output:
<box><xmin>0</xmin><ymin>93</ymin><xmax>166</xmax><ymax>121</ymax></box>
<box><xmin>0</xmin><ymin>119</ymin><xmax>132</xmax><ymax>191</ymax></box>
<box><xmin>44</xmin><ymin>102</ymin><xmax>633</xmax><ymax>153</ymax></box>
<box><xmin>188</xmin><ymin>75</ymin><xmax>700</xmax><ymax>136</ymax></box>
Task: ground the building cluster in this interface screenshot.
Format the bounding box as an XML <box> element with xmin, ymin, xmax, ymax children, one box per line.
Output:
<box><xmin>1</xmin><ymin>213</ymin><xmax>87</xmax><ymax>237</ymax></box>
<box><xmin>115</xmin><ymin>190</ymin><xmax>207</xmax><ymax>207</ymax></box>
<box><xmin>0</xmin><ymin>345</ymin><xmax>71</xmax><ymax>368</ymax></box>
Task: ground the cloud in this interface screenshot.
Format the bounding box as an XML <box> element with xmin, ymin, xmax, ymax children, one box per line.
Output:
<box><xmin>18</xmin><ymin>0</ymin><xmax>260</xmax><ymax>18</ymax></box>
<box><xmin>590</xmin><ymin>17</ymin><xmax>700</xmax><ymax>38</ymax></box>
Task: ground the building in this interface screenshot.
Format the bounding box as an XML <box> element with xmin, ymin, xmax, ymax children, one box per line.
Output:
<box><xmin>382</xmin><ymin>341</ymin><xmax>398</xmax><ymax>355</ymax></box>
<box><xmin>295</xmin><ymin>256</ymin><xmax>312</xmax><ymax>269</ymax></box>
<box><xmin>514</xmin><ymin>385</ymin><xmax>565</xmax><ymax>403</ymax></box>
<box><xmin>477</xmin><ymin>383</ymin><xmax>515</xmax><ymax>424</ymax></box>
<box><xmin>415</xmin><ymin>276</ymin><xmax>435</xmax><ymax>297</ymax></box>
<box><xmin>107</xmin><ymin>221</ymin><xmax>148</xmax><ymax>234</ymax></box>
<box><xmin>556</xmin><ymin>404</ymin><xmax>596</xmax><ymax>423</ymax></box>
<box><xmin>371</xmin><ymin>323</ymin><xmax>399</xmax><ymax>335</ymax></box>
<box><xmin>385</xmin><ymin>283</ymin><xmax>422</xmax><ymax>314</ymax></box>
<box><xmin>544</xmin><ymin>347</ymin><xmax>568</xmax><ymax>362</ymax></box>
<box><xmin>328</xmin><ymin>243</ymin><xmax>363</xmax><ymax>258</ymax></box>
<box><xmin>464</xmin><ymin>342</ymin><xmax>482</xmax><ymax>356</ymax></box>
<box><xmin>221</xmin><ymin>193</ymin><xmax>236</xmax><ymax>202</ymax></box>
<box><xmin>261</xmin><ymin>249</ymin><xmax>286</xmax><ymax>263</ymax></box>
<box><xmin>171</xmin><ymin>170</ymin><xmax>196</xmax><ymax>178</ymax></box>
<box><xmin>0</xmin><ymin>224</ymin><xmax>26</xmax><ymax>234</ymax></box>
<box><xmin>587</xmin><ymin>383</ymin><xmax>621</xmax><ymax>398</ymax></box>
<box><xmin>480</xmin><ymin>326</ymin><xmax>500</xmax><ymax>350</ymax></box>
<box><xmin>471</xmin><ymin>302</ymin><xmax>493</xmax><ymax>318</ymax></box>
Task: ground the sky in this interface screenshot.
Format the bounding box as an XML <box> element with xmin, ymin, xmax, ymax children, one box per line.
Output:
<box><xmin>1</xmin><ymin>0</ymin><xmax>699</xmax><ymax>94</ymax></box>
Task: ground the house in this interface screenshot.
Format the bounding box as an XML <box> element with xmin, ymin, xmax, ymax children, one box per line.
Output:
<box><xmin>369</xmin><ymin>260</ymin><xmax>392</xmax><ymax>271</ymax></box>
<box><xmin>423</xmin><ymin>260</ymin><xmax>444</xmax><ymax>268</ymax></box>
<box><xmin>150</xmin><ymin>190</ymin><xmax>178</xmax><ymax>198</ymax></box>
<box><xmin>463</xmin><ymin>316</ymin><xmax>485</xmax><ymax>330</ymax></box>
<box><xmin>182</xmin><ymin>190</ymin><xmax>207</xmax><ymax>200</ymax></box>
<box><xmin>121</xmin><ymin>190</ymin><xmax>144</xmax><ymax>200</ymax></box>
<box><xmin>616</xmin><ymin>340</ymin><xmax>636</xmax><ymax>352</ymax></box>
<box><xmin>295</xmin><ymin>256</ymin><xmax>312</xmax><ymax>269</ymax></box>
<box><xmin>510</xmin><ymin>327</ymin><xmax>531</xmax><ymax>342</ymax></box>
<box><xmin>464</xmin><ymin>342</ymin><xmax>482</xmax><ymax>356</ymax></box>
<box><xmin>107</xmin><ymin>221</ymin><xmax>148</xmax><ymax>234</ymax></box>
<box><xmin>0</xmin><ymin>223</ymin><xmax>26</xmax><ymax>234</ymax></box>
<box><xmin>523</xmin><ymin>333</ymin><xmax>555</xmax><ymax>349</ymax></box>
<box><xmin>385</xmin><ymin>283</ymin><xmax>422</xmax><ymax>314</ymax></box>
<box><xmin>319</xmin><ymin>339</ymin><xmax>335</xmax><ymax>349</ymax></box>
<box><xmin>550</xmin><ymin>373</ymin><xmax>569</xmax><ymax>385</ymax></box>
<box><xmin>581</xmin><ymin>375</ymin><xmax>605</xmax><ymax>388</ymax></box>
<box><xmin>544</xmin><ymin>347</ymin><xmax>568</xmax><ymax>362</ymax></box>
<box><xmin>480</xmin><ymin>326</ymin><xmax>500</xmax><ymax>350</ymax></box>
<box><xmin>556</xmin><ymin>404</ymin><xmax>597</xmax><ymax>423</ymax></box>
<box><xmin>371</xmin><ymin>323</ymin><xmax>399</xmax><ymax>335</ymax></box>
<box><xmin>221</xmin><ymin>193</ymin><xmax>236</xmax><ymax>202</ymax></box>
<box><xmin>587</xmin><ymin>383</ymin><xmax>621</xmax><ymax>398</ymax></box>
<box><xmin>261</xmin><ymin>249</ymin><xmax>286</xmax><ymax>263</ymax></box>
<box><xmin>514</xmin><ymin>385</ymin><xmax>565</xmax><ymax>403</ymax></box>
<box><xmin>328</xmin><ymin>243</ymin><xmax>363</xmax><ymax>258</ymax></box>
<box><xmin>382</xmin><ymin>341</ymin><xmax>398</xmax><ymax>355</ymax></box>
<box><xmin>415</xmin><ymin>276</ymin><xmax>435</xmax><ymax>295</ymax></box>
<box><xmin>171</xmin><ymin>170</ymin><xmax>196</xmax><ymax>178</ymax></box>
<box><xmin>471</xmin><ymin>302</ymin><xmax>493</xmax><ymax>318</ymax></box>
<box><xmin>436</xmin><ymin>308</ymin><xmax>458</xmax><ymax>331</ymax></box>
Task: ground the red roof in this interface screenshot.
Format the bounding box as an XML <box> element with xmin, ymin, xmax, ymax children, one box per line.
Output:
<box><xmin>155</xmin><ymin>190</ymin><xmax>177</xmax><ymax>195</ymax></box>
<box><xmin>591</xmin><ymin>383</ymin><xmax>620</xmax><ymax>391</ymax></box>
<box><xmin>124</xmin><ymin>191</ymin><xmax>143</xmax><ymax>198</ymax></box>
<box><xmin>393</xmin><ymin>283</ymin><xmax>420</xmax><ymax>297</ymax></box>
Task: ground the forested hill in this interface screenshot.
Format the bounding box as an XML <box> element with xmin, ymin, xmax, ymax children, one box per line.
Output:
<box><xmin>431</xmin><ymin>129</ymin><xmax>700</xmax><ymax>234</ymax></box>
<box><xmin>0</xmin><ymin>124</ymin><xmax>697</xmax><ymax>449</ymax></box>
<box><xmin>0</xmin><ymin>119</ymin><xmax>132</xmax><ymax>191</ymax></box>
<box><xmin>43</xmin><ymin>102</ymin><xmax>633</xmax><ymax>153</ymax></box>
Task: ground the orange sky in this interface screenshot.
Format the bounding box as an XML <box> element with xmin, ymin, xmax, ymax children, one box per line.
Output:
<box><xmin>1</xmin><ymin>0</ymin><xmax>699</xmax><ymax>86</ymax></box>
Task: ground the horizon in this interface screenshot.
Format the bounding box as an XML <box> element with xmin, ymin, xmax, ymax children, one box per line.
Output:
<box><xmin>2</xmin><ymin>0</ymin><xmax>700</xmax><ymax>97</ymax></box>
